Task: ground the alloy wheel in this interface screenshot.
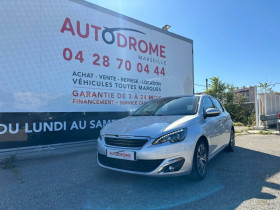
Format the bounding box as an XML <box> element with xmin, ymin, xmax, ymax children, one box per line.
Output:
<box><xmin>230</xmin><ymin>130</ymin><xmax>235</xmax><ymax>150</ymax></box>
<box><xmin>197</xmin><ymin>143</ymin><xmax>207</xmax><ymax>176</ymax></box>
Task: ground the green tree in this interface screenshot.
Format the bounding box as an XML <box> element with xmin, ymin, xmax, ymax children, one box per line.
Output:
<box><xmin>258</xmin><ymin>82</ymin><xmax>274</xmax><ymax>93</ymax></box>
<box><xmin>206</xmin><ymin>77</ymin><xmax>227</xmax><ymax>101</ymax></box>
<box><xmin>206</xmin><ymin>77</ymin><xmax>255</xmax><ymax>126</ymax></box>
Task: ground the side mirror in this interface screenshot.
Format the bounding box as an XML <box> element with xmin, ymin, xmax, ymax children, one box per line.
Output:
<box><xmin>205</xmin><ymin>108</ymin><xmax>221</xmax><ymax>118</ymax></box>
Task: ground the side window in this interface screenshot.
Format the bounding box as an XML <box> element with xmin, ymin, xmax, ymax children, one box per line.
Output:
<box><xmin>202</xmin><ymin>97</ymin><xmax>214</xmax><ymax>112</ymax></box>
<box><xmin>212</xmin><ymin>97</ymin><xmax>224</xmax><ymax>112</ymax></box>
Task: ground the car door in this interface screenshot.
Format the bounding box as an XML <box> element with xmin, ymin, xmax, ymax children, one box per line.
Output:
<box><xmin>211</xmin><ymin>97</ymin><xmax>230</xmax><ymax>147</ymax></box>
<box><xmin>202</xmin><ymin>97</ymin><xmax>224</xmax><ymax>157</ymax></box>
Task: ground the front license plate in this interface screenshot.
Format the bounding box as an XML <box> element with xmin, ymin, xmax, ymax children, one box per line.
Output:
<box><xmin>107</xmin><ymin>149</ymin><xmax>135</xmax><ymax>161</ymax></box>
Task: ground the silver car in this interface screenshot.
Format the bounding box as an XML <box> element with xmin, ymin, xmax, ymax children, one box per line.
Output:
<box><xmin>97</xmin><ymin>95</ymin><xmax>235</xmax><ymax>180</ymax></box>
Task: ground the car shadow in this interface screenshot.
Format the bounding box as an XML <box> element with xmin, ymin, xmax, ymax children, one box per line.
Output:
<box><xmin>86</xmin><ymin>145</ymin><xmax>280</xmax><ymax>209</ymax></box>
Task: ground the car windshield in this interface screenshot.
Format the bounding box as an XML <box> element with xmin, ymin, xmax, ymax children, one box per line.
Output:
<box><xmin>132</xmin><ymin>96</ymin><xmax>200</xmax><ymax>116</ymax></box>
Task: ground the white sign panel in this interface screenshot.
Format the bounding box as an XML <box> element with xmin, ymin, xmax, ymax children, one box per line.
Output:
<box><xmin>0</xmin><ymin>0</ymin><xmax>193</xmax><ymax>113</ymax></box>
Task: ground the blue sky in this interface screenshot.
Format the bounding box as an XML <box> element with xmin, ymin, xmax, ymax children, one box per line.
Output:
<box><xmin>87</xmin><ymin>0</ymin><xmax>280</xmax><ymax>93</ymax></box>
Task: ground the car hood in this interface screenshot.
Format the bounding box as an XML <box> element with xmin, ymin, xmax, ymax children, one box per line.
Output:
<box><xmin>101</xmin><ymin>115</ymin><xmax>199</xmax><ymax>138</ymax></box>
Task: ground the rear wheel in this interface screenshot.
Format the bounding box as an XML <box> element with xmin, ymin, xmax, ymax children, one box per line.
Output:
<box><xmin>191</xmin><ymin>140</ymin><xmax>208</xmax><ymax>180</ymax></box>
<box><xmin>225</xmin><ymin>129</ymin><xmax>235</xmax><ymax>152</ymax></box>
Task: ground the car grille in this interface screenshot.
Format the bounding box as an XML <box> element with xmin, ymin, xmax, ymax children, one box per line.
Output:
<box><xmin>98</xmin><ymin>153</ymin><xmax>164</xmax><ymax>173</ymax></box>
<box><xmin>104</xmin><ymin>137</ymin><xmax>148</xmax><ymax>148</ymax></box>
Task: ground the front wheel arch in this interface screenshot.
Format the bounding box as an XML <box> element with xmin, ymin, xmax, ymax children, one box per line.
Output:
<box><xmin>195</xmin><ymin>135</ymin><xmax>209</xmax><ymax>155</ymax></box>
<box><xmin>225</xmin><ymin>127</ymin><xmax>235</xmax><ymax>152</ymax></box>
<box><xmin>191</xmin><ymin>136</ymin><xmax>209</xmax><ymax>180</ymax></box>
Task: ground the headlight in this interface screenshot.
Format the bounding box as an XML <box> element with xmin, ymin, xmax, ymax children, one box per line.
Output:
<box><xmin>152</xmin><ymin>128</ymin><xmax>187</xmax><ymax>145</ymax></box>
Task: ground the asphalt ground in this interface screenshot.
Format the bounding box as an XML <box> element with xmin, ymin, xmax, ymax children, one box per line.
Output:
<box><xmin>0</xmin><ymin>134</ymin><xmax>280</xmax><ymax>210</ymax></box>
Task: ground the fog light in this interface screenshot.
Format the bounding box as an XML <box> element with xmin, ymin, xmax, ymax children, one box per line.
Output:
<box><xmin>158</xmin><ymin>158</ymin><xmax>185</xmax><ymax>173</ymax></box>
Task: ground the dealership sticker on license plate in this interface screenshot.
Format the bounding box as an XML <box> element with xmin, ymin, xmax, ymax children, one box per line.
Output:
<box><xmin>107</xmin><ymin>149</ymin><xmax>135</xmax><ymax>161</ymax></box>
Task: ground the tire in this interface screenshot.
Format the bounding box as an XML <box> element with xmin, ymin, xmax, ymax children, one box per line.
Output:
<box><xmin>191</xmin><ymin>140</ymin><xmax>208</xmax><ymax>180</ymax></box>
<box><xmin>225</xmin><ymin>129</ymin><xmax>235</xmax><ymax>152</ymax></box>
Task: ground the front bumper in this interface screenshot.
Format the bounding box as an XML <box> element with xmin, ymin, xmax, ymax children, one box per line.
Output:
<box><xmin>97</xmin><ymin>136</ymin><xmax>195</xmax><ymax>176</ymax></box>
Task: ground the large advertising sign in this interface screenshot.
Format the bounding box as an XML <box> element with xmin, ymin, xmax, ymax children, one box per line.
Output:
<box><xmin>0</xmin><ymin>0</ymin><xmax>193</xmax><ymax>149</ymax></box>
